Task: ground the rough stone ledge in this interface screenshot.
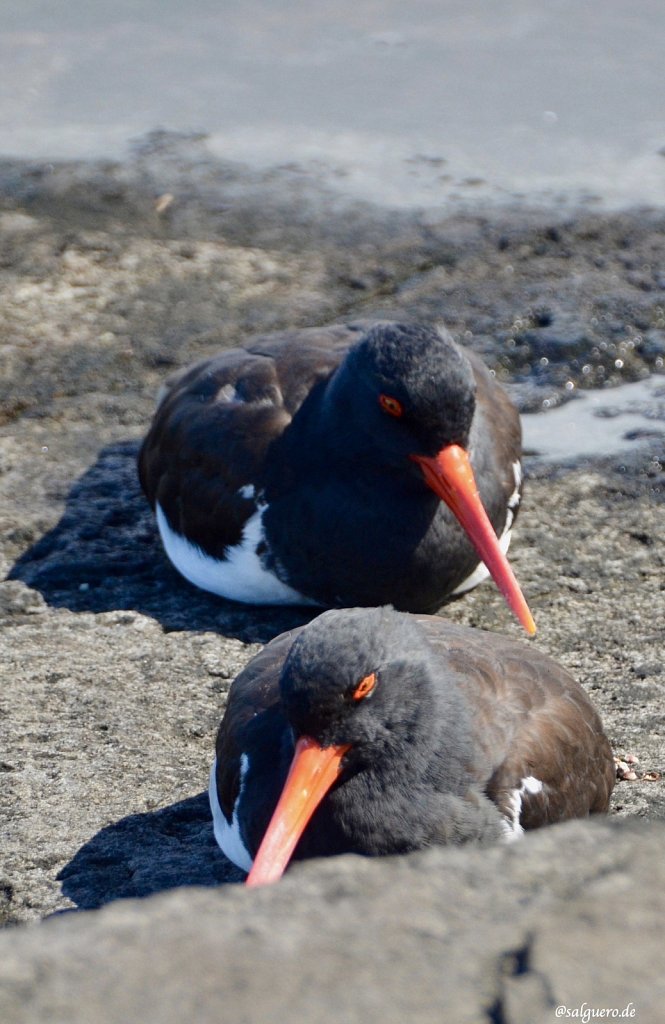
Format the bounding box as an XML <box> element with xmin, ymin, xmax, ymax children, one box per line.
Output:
<box><xmin>0</xmin><ymin>817</ymin><xmax>663</xmax><ymax>1024</ymax></box>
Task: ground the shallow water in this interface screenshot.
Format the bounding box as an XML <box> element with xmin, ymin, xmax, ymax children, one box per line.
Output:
<box><xmin>2</xmin><ymin>0</ymin><xmax>664</xmax><ymax>209</ymax></box>
<box><xmin>522</xmin><ymin>376</ymin><xmax>665</xmax><ymax>462</ymax></box>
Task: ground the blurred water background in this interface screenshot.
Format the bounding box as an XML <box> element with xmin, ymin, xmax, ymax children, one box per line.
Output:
<box><xmin>2</xmin><ymin>0</ymin><xmax>664</xmax><ymax>209</ymax></box>
<box><xmin>1</xmin><ymin>1</ymin><xmax>664</xmax><ymax>458</ymax></box>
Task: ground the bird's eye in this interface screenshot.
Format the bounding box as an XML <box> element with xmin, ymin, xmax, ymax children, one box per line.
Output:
<box><xmin>378</xmin><ymin>394</ymin><xmax>404</xmax><ymax>418</ymax></box>
<box><xmin>351</xmin><ymin>672</ymin><xmax>377</xmax><ymax>702</ymax></box>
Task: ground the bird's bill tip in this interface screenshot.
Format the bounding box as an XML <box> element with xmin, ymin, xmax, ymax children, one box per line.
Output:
<box><xmin>523</xmin><ymin>609</ymin><xmax>537</xmax><ymax>636</ymax></box>
<box><xmin>245</xmin><ymin>736</ymin><xmax>350</xmax><ymax>889</ymax></box>
<box><xmin>411</xmin><ymin>445</ymin><xmax>536</xmax><ymax>636</ymax></box>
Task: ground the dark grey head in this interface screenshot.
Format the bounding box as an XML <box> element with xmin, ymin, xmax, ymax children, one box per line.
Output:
<box><xmin>279</xmin><ymin>606</ymin><xmax>449</xmax><ymax>765</ymax></box>
<box><xmin>339</xmin><ymin>322</ymin><xmax>476</xmax><ymax>454</ymax></box>
<box><xmin>293</xmin><ymin>322</ymin><xmax>536</xmax><ymax>638</ymax></box>
<box><xmin>246</xmin><ymin>606</ymin><xmax>480</xmax><ymax>887</ymax></box>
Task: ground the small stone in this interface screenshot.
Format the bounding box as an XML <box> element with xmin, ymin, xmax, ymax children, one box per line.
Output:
<box><xmin>154</xmin><ymin>193</ymin><xmax>175</xmax><ymax>215</ymax></box>
<box><xmin>0</xmin><ymin>581</ymin><xmax>47</xmax><ymax>616</ymax></box>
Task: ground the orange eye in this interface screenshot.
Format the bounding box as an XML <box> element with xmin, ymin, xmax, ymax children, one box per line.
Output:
<box><xmin>351</xmin><ymin>672</ymin><xmax>377</xmax><ymax>702</ymax></box>
<box><xmin>379</xmin><ymin>394</ymin><xmax>404</xmax><ymax>418</ymax></box>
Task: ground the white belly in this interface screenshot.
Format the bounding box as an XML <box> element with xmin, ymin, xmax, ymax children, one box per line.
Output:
<box><xmin>156</xmin><ymin>502</ymin><xmax>319</xmax><ymax>606</ymax></box>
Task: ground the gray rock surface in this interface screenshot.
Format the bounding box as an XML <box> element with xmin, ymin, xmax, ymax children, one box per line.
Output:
<box><xmin>1</xmin><ymin>141</ymin><xmax>664</xmax><ymax>1018</ymax></box>
<box><xmin>1</xmin><ymin>819</ymin><xmax>664</xmax><ymax>1024</ymax></box>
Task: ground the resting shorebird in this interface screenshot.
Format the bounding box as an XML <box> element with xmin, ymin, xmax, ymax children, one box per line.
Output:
<box><xmin>208</xmin><ymin>607</ymin><xmax>614</xmax><ymax>887</ymax></box>
<box><xmin>139</xmin><ymin>321</ymin><xmax>534</xmax><ymax>632</ymax></box>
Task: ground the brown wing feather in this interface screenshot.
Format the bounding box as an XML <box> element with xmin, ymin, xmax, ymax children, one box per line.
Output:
<box><xmin>137</xmin><ymin>324</ymin><xmax>363</xmax><ymax>556</ymax></box>
<box><xmin>138</xmin><ymin>322</ymin><xmax>523</xmax><ymax>558</ymax></box>
<box><xmin>467</xmin><ymin>351</ymin><xmax>523</xmax><ymax>525</ymax></box>
<box><xmin>245</xmin><ymin>322</ymin><xmax>367</xmax><ymax>412</ymax></box>
<box><xmin>417</xmin><ymin>619</ymin><xmax>614</xmax><ymax>826</ymax></box>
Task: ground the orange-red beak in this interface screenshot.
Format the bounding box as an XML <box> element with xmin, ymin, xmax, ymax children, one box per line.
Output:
<box><xmin>411</xmin><ymin>444</ymin><xmax>536</xmax><ymax>635</ymax></box>
<box><xmin>245</xmin><ymin>736</ymin><xmax>351</xmax><ymax>888</ymax></box>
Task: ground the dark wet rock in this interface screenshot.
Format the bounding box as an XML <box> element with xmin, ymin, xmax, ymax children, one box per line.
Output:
<box><xmin>503</xmin><ymin>381</ymin><xmax>576</xmax><ymax>415</ymax></box>
<box><xmin>623</xmin><ymin>427</ymin><xmax>665</xmax><ymax>441</ymax></box>
<box><xmin>641</xmin><ymin>329</ymin><xmax>665</xmax><ymax>357</ymax></box>
<box><xmin>514</xmin><ymin>312</ymin><xmax>592</xmax><ymax>360</ymax></box>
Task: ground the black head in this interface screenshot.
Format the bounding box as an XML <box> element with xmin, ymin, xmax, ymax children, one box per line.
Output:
<box><xmin>279</xmin><ymin>606</ymin><xmax>443</xmax><ymax>762</ymax></box>
<box><xmin>318</xmin><ymin>323</ymin><xmax>537</xmax><ymax>637</ymax></box>
<box><xmin>246</xmin><ymin>606</ymin><xmax>475</xmax><ymax>887</ymax></box>
<box><xmin>336</xmin><ymin>321</ymin><xmax>476</xmax><ymax>456</ymax></box>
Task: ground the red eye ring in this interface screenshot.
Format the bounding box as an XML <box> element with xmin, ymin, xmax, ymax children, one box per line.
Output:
<box><xmin>352</xmin><ymin>672</ymin><xmax>377</xmax><ymax>702</ymax></box>
<box><xmin>379</xmin><ymin>394</ymin><xmax>404</xmax><ymax>418</ymax></box>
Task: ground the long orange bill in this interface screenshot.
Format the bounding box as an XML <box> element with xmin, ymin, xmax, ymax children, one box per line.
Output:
<box><xmin>411</xmin><ymin>444</ymin><xmax>536</xmax><ymax>636</ymax></box>
<box><xmin>245</xmin><ymin>736</ymin><xmax>351</xmax><ymax>888</ymax></box>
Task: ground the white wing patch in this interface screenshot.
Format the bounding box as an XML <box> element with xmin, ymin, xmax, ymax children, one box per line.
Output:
<box><xmin>209</xmin><ymin>755</ymin><xmax>253</xmax><ymax>873</ymax></box>
<box><xmin>501</xmin><ymin>775</ymin><xmax>544</xmax><ymax>842</ymax></box>
<box><xmin>156</xmin><ymin>502</ymin><xmax>318</xmax><ymax>605</ymax></box>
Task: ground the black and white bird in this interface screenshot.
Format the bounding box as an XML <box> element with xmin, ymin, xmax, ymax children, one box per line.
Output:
<box><xmin>209</xmin><ymin>607</ymin><xmax>615</xmax><ymax>887</ymax></box>
<box><xmin>139</xmin><ymin>321</ymin><xmax>534</xmax><ymax>632</ymax></box>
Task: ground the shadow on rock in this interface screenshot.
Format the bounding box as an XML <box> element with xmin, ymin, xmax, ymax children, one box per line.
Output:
<box><xmin>58</xmin><ymin>793</ymin><xmax>244</xmax><ymax>911</ymax></box>
<box><xmin>9</xmin><ymin>439</ymin><xmax>315</xmax><ymax>643</ymax></box>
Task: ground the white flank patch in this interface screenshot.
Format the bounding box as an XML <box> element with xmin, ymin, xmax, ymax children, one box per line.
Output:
<box><xmin>503</xmin><ymin>460</ymin><xmax>523</xmax><ymax>532</ymax></box>
<box><xmin>501</xmin><ymin>776</ymin><xmax>544</xmax><ymax>842</ymax></box>
<box><xmin>509</xmin><ymin>461</ymin><xmax>522</xmax><ymax>506</ymax></box>
<box><xmin>156</xmin><ymin>502</ymin><xmax>318</xmax><ymax>605</ymax></box>
<box><xmin>520</xmin><ymin>775</ymin><xmax>543</xmax><ymax>795</ymax></box>
<box><xmin>209</xmin><ymin>755</ymin><xmax>253</xmax><ymax>873</ymax></box>
<box><xmin>450</xmin><ymin>525</ymin><xmax>512</xmax><ymax>596</ymax></box>
<box><xmin>216</xmin><ymin>383</ymin><xmax>243</xmax><ymax>403</ymax></box>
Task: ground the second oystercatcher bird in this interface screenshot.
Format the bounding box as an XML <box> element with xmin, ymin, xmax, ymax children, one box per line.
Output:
<box><xmin>209</xmin><ymin>607</ymin><xmax>615</xmax><ymax>887</ymax></box>
<box><xmin>139</xmin><ymin>321</ymin><xmax>535</xmax><ymax>632</ymax></box>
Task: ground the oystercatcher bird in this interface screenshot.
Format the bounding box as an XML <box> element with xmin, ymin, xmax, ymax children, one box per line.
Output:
<box><xmin>209</xmin><ymin>607</ymin><xmax>615</xmax><ymax>887</ymax></box>
<box><xmin>139</xmin><ymin>321</ymin><xmax>535</xmax><ymax>632</ymax></box>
